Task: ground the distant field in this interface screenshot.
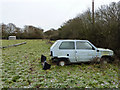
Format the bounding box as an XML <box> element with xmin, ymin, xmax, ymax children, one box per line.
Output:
<box><xmin>1</xmin><ymin>40</ymin><xmax>118</xmax><ymax>88</ymax></box>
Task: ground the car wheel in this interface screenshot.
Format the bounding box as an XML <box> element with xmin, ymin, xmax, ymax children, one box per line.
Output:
<box><xmin>102</xmin><ymin>60</ymin><xmax>108</xmax><ymax>64</ymax></box>
<box><xmin>100</xmin><ymin>57</ymin><xmax>110</xmax><ymax>69</ymax></box>
<box><xmin>59</xmin><ymin>61</ymin><xmax>66</xmax><ymax>66</ymax></box>
<box><xmin>100</xmin><ymin>57</ymin><xmax>109</xmax><ymax>64</ymax></box>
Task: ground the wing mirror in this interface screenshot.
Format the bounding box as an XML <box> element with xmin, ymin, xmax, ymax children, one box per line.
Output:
<box><xmin>97</xmin><ymin>49</ymin><xmax>99</xmax><ymax>52</ymax></box>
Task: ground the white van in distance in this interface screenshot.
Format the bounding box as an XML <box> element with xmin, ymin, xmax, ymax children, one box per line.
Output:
<box><xmin>50</xmin><ymin>40</ymin><xmax>114</xmax><ymax>66</ymax></box>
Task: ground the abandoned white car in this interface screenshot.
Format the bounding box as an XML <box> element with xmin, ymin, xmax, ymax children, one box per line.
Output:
<box><xmin>50</xmin><ymin>40</ymin><xmax>114</xmax><ymax>66</ymax></box>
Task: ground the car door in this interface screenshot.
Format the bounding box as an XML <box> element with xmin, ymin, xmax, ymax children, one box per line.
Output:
<box><xmin>59</xmin><ymin>41</ymin><xmax>76</xmax><ymax>62</ymax></box>
<box><xmin>75</xmin><ymin>41</ymin><xmax>96</xmax><ymax>62</ymax></box>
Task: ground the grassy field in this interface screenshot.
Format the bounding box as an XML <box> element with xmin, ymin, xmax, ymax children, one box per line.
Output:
<box><xmin>1</xmin><ymin>40</ymin><xmax>119</xmax><ymax>88</ymax></box>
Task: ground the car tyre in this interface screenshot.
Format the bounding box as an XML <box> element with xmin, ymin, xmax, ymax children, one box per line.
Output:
<box><xmin>100</xmin><ymin>57</ymin><xmax>108</xmax><ymax>64</ymax></box>
<box><xmin>58</xmin><ymin>61</ymin><xmax>66</xmax><ymax>66</ymax></box>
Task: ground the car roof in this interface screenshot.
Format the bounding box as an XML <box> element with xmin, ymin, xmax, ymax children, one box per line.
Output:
<box><xmin>57</xmin><ymin>40</ymin><xmax>89</xmax><ymax>42</ymax></box>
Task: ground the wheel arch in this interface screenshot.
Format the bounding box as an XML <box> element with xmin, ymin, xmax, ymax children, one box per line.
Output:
<box><xmin>52</xmin><ymin>56</ymin><xmax>70</xmax><ymax>64</ymax></box>
<box><xmin>101</xmin><ymin>55</ymin><xmax>114</xmax><ymax>63</ymax></box>
<box><xmin>101</xmin><ymin>55</ymin><xmax>112</xmax><ymax>59</ymax></box>
<box><xmin>58</xmin><ymin>57</ymin><xmax>70</xmax><ymax>63</ymax></box>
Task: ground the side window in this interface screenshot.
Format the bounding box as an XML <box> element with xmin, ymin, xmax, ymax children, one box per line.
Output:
<box><xmin>76</xmin><ymin>41</ymin><xmax>93</xmax><ymax>50</ymax></box>
<box><xmin>59</xmin><ymin>41</ymin><xmax>75</xmax><ymax>49</ymax></box>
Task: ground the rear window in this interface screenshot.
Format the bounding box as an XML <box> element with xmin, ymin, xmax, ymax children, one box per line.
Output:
<box><xmin>59</xmin><ymin>41</ymin><xmax>75</xmax><ymax>49</ymax></box>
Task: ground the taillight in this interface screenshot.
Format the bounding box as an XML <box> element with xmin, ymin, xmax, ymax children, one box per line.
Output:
<box><xmin>50</xmin><ymin>51</ymin><xmax>53</xmax><ymax>56</ymax></box>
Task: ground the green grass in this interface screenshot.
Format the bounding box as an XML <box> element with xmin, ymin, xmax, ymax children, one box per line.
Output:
<box><xmin>1</xmin><ymin>40</ymin><xmax>119</xmax><ymax>88</ymax></box>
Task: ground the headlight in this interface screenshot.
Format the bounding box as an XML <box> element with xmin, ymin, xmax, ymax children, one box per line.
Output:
<box><xmin>102</xmin><ymin>51</ymin><xmax>110</xmax><ymax>55</ymax></box>
<box><xmin>109</xmin><ymin>51</ymin><xmax>114</xmax><ymax>55</ymax></box>
<box><xmin>102</xmin><ymin>51</ymin><xmax>113</xmax><ymax>56</ymax></box>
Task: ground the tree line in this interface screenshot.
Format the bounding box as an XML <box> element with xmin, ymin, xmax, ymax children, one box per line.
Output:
<box><xmin>1</xmin><ymin>23</ymin><xmax>44</xmax><ymax>39</ymax></box>
<box><xmin>1</xmin><ymin>1</ymin><xmax>120</xmax><ymax>57</ymax></box>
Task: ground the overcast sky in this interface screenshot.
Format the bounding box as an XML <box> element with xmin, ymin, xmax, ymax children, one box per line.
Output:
<box><xmin>0</xmin><ymin>0</ymin><xmax>119</xmax><ymax>31</ymax></box>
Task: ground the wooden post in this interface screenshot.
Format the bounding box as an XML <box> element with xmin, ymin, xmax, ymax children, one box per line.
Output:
<box><xmin>0</xmin><ymin>42</ymin><xmax>26</xmax><ymax>49</ymax></box>
<box><xmin>92</xmin><ymin>0</ymin><xmax>95</xmax><ymax>25</ymax></box>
